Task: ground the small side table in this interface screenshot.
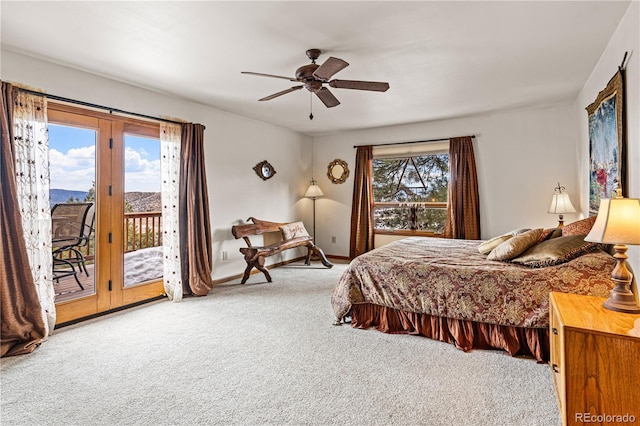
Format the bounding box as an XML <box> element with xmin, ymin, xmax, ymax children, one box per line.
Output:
<box><xmin>549</xmin><ymin>292</ymin><xmax>640</xmax><ymax>425</ymax></box>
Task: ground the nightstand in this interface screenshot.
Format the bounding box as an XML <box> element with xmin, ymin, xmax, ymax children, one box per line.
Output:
<box><xmin>549</xmin><ymin>292</ymin><xmax>640</xmax><ymax>425</ymax></box>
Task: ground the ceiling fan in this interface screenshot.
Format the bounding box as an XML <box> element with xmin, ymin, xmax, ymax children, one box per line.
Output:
<box><xmin>242</xmin><ymin>49</ymin><xmax>389</xmax><ymax>118</ymax></box>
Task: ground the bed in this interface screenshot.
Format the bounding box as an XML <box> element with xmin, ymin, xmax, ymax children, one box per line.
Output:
<box><xmin>331</xmin><ymin>227</ymin><xmax>616</xmax><ymax>362</ymax></box>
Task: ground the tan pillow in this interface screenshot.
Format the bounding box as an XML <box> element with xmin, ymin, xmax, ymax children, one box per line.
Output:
<box><xmin>508</xmin><ymin>228</ymin><xmax>531</xmax><ymax>236</ymax></box>
<box><xmin>279</xmin><ymin>221</ymin><xmax>310</xmax><ymax>240</ymax></box>
<box><xmin>478</xmin><ymin>234</ymin><xmax>513</xmax><ymax>255</ymax></box>
<box><xmin>487</xmin><ymin>228</ymin><xmax>543</xmax><ymax>261</ymax></box>
<box><xmin>478</xmin><ymin>228</ymin><xmax>532</xmax><ymax>255</ymax></box>
<box><xmin>511</xmin><ymin>235</ymin><xmax>600</xmax><ymax>267</ymax></box>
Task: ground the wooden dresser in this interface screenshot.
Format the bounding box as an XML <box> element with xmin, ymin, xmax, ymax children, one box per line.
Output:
<box><xmin>549</xmin><ymin>292</ymin><xmax>640</xmax><ymax>425</ymax></box>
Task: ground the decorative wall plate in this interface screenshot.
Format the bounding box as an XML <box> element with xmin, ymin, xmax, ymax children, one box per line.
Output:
<box><xmin>254</xmin><ymin>160</ymin><xmax>276</xmax><ymax>180</ymax></box>
<box><xmin>327</xmin><ymin>159</ymin><xmax>349</xmax><ymax>184</ymax></box>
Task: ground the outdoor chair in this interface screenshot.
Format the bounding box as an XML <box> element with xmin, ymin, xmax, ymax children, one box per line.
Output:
<box><xmin>73</xmin><ymin>203</ymin><xmax>95</xmax><ymax>275</ymax></box>
<box><xmin>51</xmin><ymin>202</ymin><xmax>94</xmax><ymax>290</ymax></box>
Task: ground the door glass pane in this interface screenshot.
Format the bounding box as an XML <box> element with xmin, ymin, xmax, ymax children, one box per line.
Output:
<box><xmin>123</xmin><ymin>135</ymin><xmax>163</xmax><ymax>287</ymax></box>
<box><xmin>49</xmin><ymin>124</ymin><xmax>97</xmax><ymax>302</ymax></box>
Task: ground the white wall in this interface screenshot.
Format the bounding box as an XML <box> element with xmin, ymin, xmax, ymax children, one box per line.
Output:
<box><xmin>574</xmin><ymin>1</ymin><xmax>639</xmax><ymax>297</ymax></box>
<box><xmin>4</xmin><ymin>0</ymin><xmax>637</xmax><ymax>286</ymax></box>
<box><xmin>313</xmin><ymin>104</ymin><xmax>579</xmax><ymax>256</ymax></box>
<box><xmin>1</xmin><ymin>50</ymin><xmax>313</xmax><ymax>281</ymax></box>
<box><xmin>312</xmin><ymin>2</ymin><xmax>639</xmax><ymax>297</ymax></box>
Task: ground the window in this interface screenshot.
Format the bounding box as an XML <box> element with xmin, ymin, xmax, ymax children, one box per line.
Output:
<box><xmin>372</xmin><ymin>148</ymin><xmax>449</xmax><ymax>236</ymax></box>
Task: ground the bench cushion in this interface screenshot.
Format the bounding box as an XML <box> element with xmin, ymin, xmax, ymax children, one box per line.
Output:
<box><xmin>279</xmin><ymin>221</ymin><xmax>310</xmax><ymax>240</ymax></box>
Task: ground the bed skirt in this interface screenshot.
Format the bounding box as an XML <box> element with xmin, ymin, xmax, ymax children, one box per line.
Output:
<box><xmin>350</xmin><ymin>303</ymin><xmax>549</xmax><ymax>362</ymax></box>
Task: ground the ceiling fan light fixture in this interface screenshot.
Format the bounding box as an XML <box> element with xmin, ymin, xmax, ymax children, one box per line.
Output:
<box><xmin>242</xmin><ymin>49</ymin><xmax>390</xmax><ymax>111</ymax></box>
<box><xmin>304</xmin><ymin>80</ymin><xmax>323</xmax><ymax>92</ymax></box>
<box><xmin>295</xmin><ymin>63</ymin><xmax>319</xmax><ymax>81</ymax></box>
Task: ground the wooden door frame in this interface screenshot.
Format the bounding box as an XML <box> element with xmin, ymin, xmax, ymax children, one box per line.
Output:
<box><xmin>49</xmin><ymin>103</ymin><xmax>165</xmax><ymax>324</ymax></box>
<box><xmin>120</xmin><ymin>122</ymin><xmax>165</xmax><ymax>306</ymax></box>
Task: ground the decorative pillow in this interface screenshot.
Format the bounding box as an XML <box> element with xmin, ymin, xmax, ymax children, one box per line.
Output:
<box><xmin>511</xmin><ymin>235</ymin><xmax>600</xmax><ymax>268</ymax></box>
<box><xmin>279</xmin><ymin>221</ymin><xmax>310</xmax><ymax>240</ymax></box>
<box><xmin>478</xmin><ymin>234</ymin><xmax>513</xmax><ymax>255</ymax></box>
<box><xmin>562</xmin><ymin>216</ymin><xmax>597</xmax><ymax>236</ymax></box>
<box><xmin>487</xmin><ymin>228</ymin><xmax>543</xmax><ymax>261</ymax></box>
<box><xmin>537</xmin><ymin>228</ymin><xmax>562</xmax><ymax>243</ymax></box>
<box><xmin>508</xmin><ymin>228</ymin><xmax>531</xmax><ymax>236</ymax></box>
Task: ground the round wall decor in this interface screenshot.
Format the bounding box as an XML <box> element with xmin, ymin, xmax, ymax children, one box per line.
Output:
<box><xmin>253</xmin><ymin>160</ymin><xmax>276</xmax><ymax>180</ymax></box>
<box><xmin>327</xmin><ymin>159</ymin><xmax>349</xmax><ymax>184</ymax></box>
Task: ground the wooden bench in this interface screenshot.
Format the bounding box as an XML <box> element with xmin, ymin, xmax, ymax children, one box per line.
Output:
<box><xmin>231</xmin><ymin>217</ymin><xmax>333</xmax><ymax>284</ymax></box>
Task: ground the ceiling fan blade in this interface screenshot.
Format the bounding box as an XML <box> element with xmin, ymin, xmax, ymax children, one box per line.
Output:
<box><xmin>313</xmin><ymin>57</ymin><xmax>349</xmax><ymax>81</ymax></box>
<box><xmin>315</xmin><ymin>87</ymin><xmax>340</xmax><ymax>108</ymax></box>
<box><xmin>258</xmin><ymin>86</ymin><xmax>303</xmax><ymax>101</ymax></box>
<box><xmin>242</xmin><ymin>71</ymin><xmax>298</xmax><ymax>82</ymax></box>
<box><xmin>329</xmin><ymin>79</ymin><xmax>390</xmax><ymax>92</ymax></box>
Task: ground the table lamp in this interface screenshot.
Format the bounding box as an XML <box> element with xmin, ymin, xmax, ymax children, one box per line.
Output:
<box><xmin>585</xmin><ymin>189</ymin><xmax>640</xmax><ymax>313</ymax></box>
<box><xmin>548</xmin><ymin>183</ymin><xmax>576</xmax><ymax>227</ymax></box>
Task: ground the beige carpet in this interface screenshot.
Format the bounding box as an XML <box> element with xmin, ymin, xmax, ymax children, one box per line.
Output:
<box><xmin>1</xmin><ymin>261</ymin><xmax>560</xmax><ymax>425</ymax></box>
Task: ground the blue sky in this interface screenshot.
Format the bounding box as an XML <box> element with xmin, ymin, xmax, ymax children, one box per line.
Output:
<box><xmin>48</xmin><ymin>124</ymin><xmax>161</xmax><ymax>192</ymax></box>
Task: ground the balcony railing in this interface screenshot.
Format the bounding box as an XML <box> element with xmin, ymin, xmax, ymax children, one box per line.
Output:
<box><xmin>56</xmin><ymin>211</ymin><xmax>162</xmax><ymax>261</ymax></box>
<box><xmin>373</xmin><ymin>202</ymin><xmax>447</xmax><ymax>235</ymax></box>
<box><xmin>124</xmin><ymin>211</ymin><xmax>162</xmax><ymax>253</ymax></box>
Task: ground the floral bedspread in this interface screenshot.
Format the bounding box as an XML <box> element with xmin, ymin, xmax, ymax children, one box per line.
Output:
<box><xmin>331</xmin><ymin>237</ymin><xmax>615</xmax><ymax>328</ymax></box>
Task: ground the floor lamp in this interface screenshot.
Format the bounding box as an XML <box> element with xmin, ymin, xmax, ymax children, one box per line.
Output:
<box><xmin>304</xmin><ymin>179</ymin><xmax>324</xmax><ymax>243</ymax></box>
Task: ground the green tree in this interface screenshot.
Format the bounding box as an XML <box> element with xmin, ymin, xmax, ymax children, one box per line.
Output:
<box><xmin>84</xmin><ymin>180</ymin><xmax>96</xmax><ymax>203</ymax></box>
<box><xmin>372</xmin><ymin>154</ymin><xmax>449</xmax><ymax>232</ymax></box>
<box><xmin>83</xmin><ymin>180</ymin><xmax>132</xmax><ymax>212</ymax></box>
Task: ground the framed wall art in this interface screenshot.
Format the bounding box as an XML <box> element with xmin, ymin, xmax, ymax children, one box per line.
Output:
<box><xmin>586</xmin><ymin>68</ymin><xmax>626</xmax><ymax>216</ymax></box>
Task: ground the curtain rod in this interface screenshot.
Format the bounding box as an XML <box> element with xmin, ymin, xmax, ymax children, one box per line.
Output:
<box><xmin>16</xmin><ymin>87</ymin><xmax>187</xmax><ymax>126</ymax></box>
<box><xmin>353</xmin><ymin>135</ymin><xmax>475</xmax><ymax>149</ymax></box>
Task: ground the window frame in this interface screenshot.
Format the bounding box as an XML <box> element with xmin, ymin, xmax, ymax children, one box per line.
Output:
<box><xmin>371</xmin><ymin>142</ymin><xmax>449</xmax><ymax>237</ymax></box>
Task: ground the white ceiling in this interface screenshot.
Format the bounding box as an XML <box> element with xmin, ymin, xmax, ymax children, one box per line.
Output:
<box><xmin>0</xmin><ymin>1</ymin><xmax>631</xmax><ymax>136</ymax></box>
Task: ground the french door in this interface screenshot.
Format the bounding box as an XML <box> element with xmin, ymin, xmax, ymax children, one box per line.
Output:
<box><xmin>49</xmin><ymin>103</ymin><xmax>165</xmax><ymax>324</ymax></box>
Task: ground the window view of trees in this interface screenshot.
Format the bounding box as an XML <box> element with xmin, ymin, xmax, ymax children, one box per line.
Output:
<box><xmin>373</xmin><ymin>154</ymin><xmax>449</xmax><ymax>234</ymax></box>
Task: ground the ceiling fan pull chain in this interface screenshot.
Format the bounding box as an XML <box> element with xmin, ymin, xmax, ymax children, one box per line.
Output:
<box><xmin>309</xmin><ymin>91</ymin><xmax>314</xmax><ymax>120</ymax></box>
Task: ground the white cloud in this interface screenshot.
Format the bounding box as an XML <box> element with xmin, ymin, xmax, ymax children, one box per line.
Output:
<box><xmin>49</xmin><ymin>147</ymin><xmax>96</xmax><ymax>191</ymax></box>
<box><xmin>50</xmin><ymin>146</ymin><xmax>161</xmax><ymax>192</ymax></box>
<box><xmin>124</xmin><ymin>147</ymin><xmax>161</xmax><ymax>192</ymax></box>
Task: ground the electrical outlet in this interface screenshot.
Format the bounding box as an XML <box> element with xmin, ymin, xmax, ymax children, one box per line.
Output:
<box><xmin>331</xmin><ymin>236</ymin><xmax>336</xmax><ymax>243</ymax></box>
<box><xmin>222</xmin><ymin>251</ymin><xmax>228</xmax><ymax>261</ymax></box>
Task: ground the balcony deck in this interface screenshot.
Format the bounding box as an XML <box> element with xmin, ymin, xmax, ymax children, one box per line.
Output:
<box><xmin>53</xmin><ymin>210</ymin><xmax>163</xmax><ymax>304</ymax></box>
<box><xmin>54</xmin><ymin>254</ymin><xmax>164</xmax><ymax>304</ymax></box>
<box><xmin>54</xmin><ymin>263</ymin><xmax>96</xmax><ymax>303</ymax></box>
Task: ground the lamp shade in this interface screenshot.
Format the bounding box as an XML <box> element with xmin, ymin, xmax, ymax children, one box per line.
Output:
<box><xmin>304</xmin><ymin>180</ymin><xmax>324</xmax><ymax>198</ymax></box>
<box><xmin>585</xmin><ymin>197</ymin><xmax>640</xmax><ymax>245</ymax></box>
<box><xmin>548</xmin><ymin>193</ymin><xmax>576</xmax><ymax>214</ymax></box>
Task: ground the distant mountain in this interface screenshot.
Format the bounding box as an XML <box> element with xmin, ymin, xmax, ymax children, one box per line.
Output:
<box><xmin>50</xmin><ymin>189</ymin><xmax>89</xmax><ymax>207</ymax></box>
<box><xmin>49</xmin><ymin>189</ymin><xmax>161</xmax><ymax>212</ymax></box>
<box><xmin>125</xmin><ymin>192</ymin><xmax>162</xmax><ymax>212</ymax></box>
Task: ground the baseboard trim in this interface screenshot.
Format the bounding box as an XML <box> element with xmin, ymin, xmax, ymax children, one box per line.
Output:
<box><xmin>212</xmin><ymin>256</ymin><xmax>308</xmax><ymax>285</ymax></box>
<box><xmin>327</xmin><ymin>255</ymin><xmax>350</xmax><ymax>261</ymax></box>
